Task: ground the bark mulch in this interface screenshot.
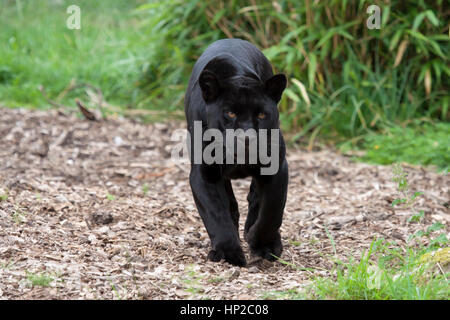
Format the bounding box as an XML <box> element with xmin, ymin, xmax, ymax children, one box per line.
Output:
<box><xmin>0</xmin><ymin>108</ymin><xmax>448</xmax><ymax>299</ymax></box>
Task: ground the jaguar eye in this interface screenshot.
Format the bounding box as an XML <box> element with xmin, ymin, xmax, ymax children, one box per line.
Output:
<box><xmin>258</xmin><ymin>112</ymin><xmax>266</xmax><ymax>120</ymax></box>
<box><xmin>226</xmin><ymin>111</ymin><xmax>236</xmax><ymax>119</ymax></box>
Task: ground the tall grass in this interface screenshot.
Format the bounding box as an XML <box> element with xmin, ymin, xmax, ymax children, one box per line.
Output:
<box><xmin>137</xmin><ymin>0</ymin><xmax>449</xmax><ymax>142</ymax></box>
<box><xmin>0</xmin><ymin>0</ymin><xmax>149</xmax><ymax>108</ymax></box>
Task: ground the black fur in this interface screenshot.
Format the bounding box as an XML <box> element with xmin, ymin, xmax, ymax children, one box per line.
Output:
<box><xmin>184</xmin><ymin>39</ymin><xmax>288</xmax><ymax>266</ymax></box>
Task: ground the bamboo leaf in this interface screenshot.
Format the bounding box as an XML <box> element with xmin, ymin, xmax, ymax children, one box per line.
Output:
<box><xmin>412</xmin><ymin>12</ymin><xmax>426</xmax><ymax>32</ymax></box>
<box><xmin>425</xmin><ymin>10</ymin><xmax>439</xmax><ymax>26</ymax></box>
<box><xmin>381</xmin><ymin>5</ymin><xmax>390</xmax><ymax>27</ymax></box>
<box><xmin>284</xmin><ymin>88</ymin><xmax>300</xmax><ymax>103</ymax></box>
<box><xmin>211</xmin><ymin>8</ymin><xmax>226</xmax><ymax>25</ymax></box>
<box><xmin>308</xmin><ymin>53</ymin><xmax>317</xmax><ymax>89</ymax></box>
<box><xmin>389</xmin><ymin>30</ymin><xmax>403</xmax><ymax>51</ymax></box>
<box><xmin>291</xmin><ymin>78</ymin><xmax>311</xmax><ymax>107</ymax></box>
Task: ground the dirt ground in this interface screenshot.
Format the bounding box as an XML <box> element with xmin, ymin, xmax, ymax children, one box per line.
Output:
<box><xmin>0</xmin><ymin>107</ymin><xmax>448</xmax><ymax>299</ymax></box>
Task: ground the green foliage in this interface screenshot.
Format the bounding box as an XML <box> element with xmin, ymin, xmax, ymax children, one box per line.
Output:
<box><xmin>0</xmin><ymin>0</ymin><xmax>150</xmax><ymax>108</ymax></box>
<box><xmin>11</xmin><ymin>205</ymin><xmax>27</xmax><ymax>224</ymax></box>
<box><xmin>0</xmin><ymin>189</ymin><xmax>8</xmax><ymax>202</ymax></box>
<box><xmin>106</xmin><ymin>193</ymin><xmax>116</xmax><ymax>201</ymax></box>
<box><xmin>360</xmin><ymin>122</ymin><xmax>449</xmax><ymax>169</ymax></box>
<box><xmin>407</xmin><ymin>211</ymin><xmax>425</xmax><ymax>223</ymax></box>
<box><xmin>138</xmin><ymin>0</ymin><xmax>449</xmax><ymax>140</ymax></box>
<box><xmin>1</xmin><ymin>1</ymin><xmax>448</xmax><ymax>168</ymax></box>
<box><xmin>274</xmin><ymin>163</ymin><xmax>449</xmax><ymax>300</ymax></box>
<box><xmin>391</xmin><ymin>163</ymin><xmax>448</xmax><ymax>248</ymax></box>
<box><xmin>391</xmin><ymin>162</ymin><xmax>423</xmax><ymax>211</ymax></box>
<box><xmin>310</xmin><ymin>238</ymin><xmax>449</xmax><ymax>300</ymax></box>
<box><xmin>180</xmin><ymin>266</ymin><xmax>205</xmax><ymax>297</ymax></box>
<box><xmin>142</xmin><ymin>184</ymin><xmax>150</xmax><ymax>196</ymax></box>
<box><xmin>409</xmin><ymin>222</ymin><xmax>449</xmax><ymax>248</ymax></box>
<box><xmin>26</xmin><ymin>272</ymin><xmax>54</xmax><ymax>288</ymax></box>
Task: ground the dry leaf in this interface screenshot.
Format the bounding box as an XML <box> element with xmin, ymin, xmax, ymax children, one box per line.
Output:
<box><xmin>394</xmin><ymin>40</ymin><xmax>409</xmax><ymax>67</ymax></box>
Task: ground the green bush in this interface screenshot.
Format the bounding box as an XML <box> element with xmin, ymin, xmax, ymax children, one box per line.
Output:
<box><xmin>138</xmin><ymin>0</ymin><xmax>449</xmax><ymax>142</ymax></box>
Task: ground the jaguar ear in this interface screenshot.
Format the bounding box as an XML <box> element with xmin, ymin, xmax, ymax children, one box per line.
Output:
<box><xmin>265</xmin><ymin>74</ymin><xmax>287</xmax><ymax>103</ymax></box>
<box><xmin>199</xmin><ymin>70</ymin><xmax>220</xmax><ymax>103</ymax></box>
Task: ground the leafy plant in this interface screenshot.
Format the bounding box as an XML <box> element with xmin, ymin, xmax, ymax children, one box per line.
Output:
<box><xmin>26</xmin><ymin>272</ymin><xmax>54</xmax><ymax>288</ymax></box>
<box><xmin>11</xmin><ymin>205</ymin><xmax>27</xmax><ymax>224</ymax></box>
<box><xmin>272</xmin><ymin>162</ymin><xmax>449</xmax><ymax>299</ymax></box>
<box><xmin>409</xmin><ymin>222</ymin><xmax>449</xmax><ymax>249</ymax></box>
<box><xmin>391</xmin><ymin>162</ymin><xmax>423</xmax><ymax>210</ymax></box>
<box><xmin>391</xmin><ymin>163</ymin><xmax>448</xmax><ymax>249</ymax></box>
<box><xmin>142</xmin><ymin>184</ymin><xmax>149</xmax><ymax>196</ymax></box>
<box><xmin>110</xmin><ymin>281</ymin><xmax>123</xmax><ymax>300</ymax></box>
<box><xmin>180</xmin><ymin>265</ymin><xmax>205</xmax><ymax>297</ymax></box>
<box><xmin>0</xmin><ymin>189</ymin><xmax>8</xmax><ymax>201</ymax></box>
<box><xmin>106</xmin><ymin>193</ymin><xmax>116</xmax><ymax>201</ymax></box>
<box><xmin>137</xmin><ymin>0</ymin><xmax>449</xmax><ymax>143</ymax></box>
<box><xmin>308</xmin><ymin>237</ymin><xmax>449</xmax><ymax>300</ymax></box>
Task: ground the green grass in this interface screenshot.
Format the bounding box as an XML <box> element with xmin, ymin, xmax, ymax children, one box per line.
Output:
<box><xmin>26</xmin><ymin>271</ymin><xmax>54</xmax><ymax>288</ymax></box>
<box><xmin>142</xmin><ymin>184</ymin><xmax>149</xmax><ymax>196</ymax></box>
<box><xmin>106</xmin><ymin>193</ymin><xmax>116</xmax><ymax>201</ymax></box>
<box><xmin>272</xmin><ymin>238</ymin><xmax>449</xmax><ymax>300</ymax></box>
<box><xmin>207</xmin><ymin>276</ymin><xmax>225</xmax><ymax>284</ymax></box>
<box><xmin>307</xmin><ymin>163</ymin><xmax>449</xmax><ymax>300</ymax></box>
<box><xmin>0</xmin><ymin>0</ymin><xmax>150</xmax><ymax>109</ymax></box>
<box><xmin>11</xmin><ymin>205</ymin><xmax>27</xmax><ymax>224</ymax></box>
<box><xmin>0</xmin><ymin>190</ymin><xmax>8</xmax><ymax>202</ymax></box>
<box><xmin>309</xmin><ymin>239</ymin><xmax>449</xmax><ymax>300</ymax></box>
<box><xmin>110</xmin><ymin>281</ymin><xmax>123</xmax><ymax>300</ymax></box>
<box><xmin>0</xmin><ymin>0</ymin><xmax>448</xmax><ymax>169</ymax></box>
<box><xmin>180</xmin><ymin>266</ymin><xmax>206</xmax><ymax>297</ymax></box>
<box><xmin>271</xmin><ymin>164</ymin><xmax>449</xmax><ymax>300</ymax></box>
<box><xmin>358</xmin><ymin>121</ymin><xmax>450</xmax><ymax>170</ymax></box>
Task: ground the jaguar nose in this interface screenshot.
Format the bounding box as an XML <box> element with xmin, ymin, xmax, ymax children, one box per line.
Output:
<box><xmin>239</xmin><ymin>120</ymin><xmax>253</xmax><ymax>132</ymax></box>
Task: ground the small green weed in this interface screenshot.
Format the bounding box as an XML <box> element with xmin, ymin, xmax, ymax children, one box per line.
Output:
<box><xmin>11</xmin><ymin>205</ymin><xmax>27</xmax><ymax>224</ymax></box>
<box><xmin>26</xmin><ymin>272</ymin><xmax>54</xmax><ymax>288</ymax></box>
<box><xmin>288</xmin><ymin>239</ymin><xmax>302</xmax><ymax>246</ymax></box>
<box><xmin>0</xmin><ymin>189</ymin><xmax>8</xmax><ymax>201</ymax></box>
<box><xmin>106</xmin><ymin>193</ymin><xmax>115</xmax><ymax>201</ymax></box>
<box><xmin>391</xmin><ymin>162</ymin><xmax>424</xmax><ymax>211</ymax></box>
<box><xmin>1</xmin><ymin>259</ymin><xmax>14</xmax><ymax>270</ymax></box>
<box><xmin>180</xmin><ymin>266</ymin><xmax>205</xmax><ymax>297</ymax></box>
<box><xmin>110</xmin><ymin>281</ymin><xmax>122</xmax><ymax>300</ymax></box>
<box><xmin>391</xmin><ymin>163</ymin><xmax>448</xmax><ymax>249</ymax></box>
<box><xmin>207</xmin><ymin>276</ymin><xmax>225</xmax><ymax>284</ymax></box>
<box><xmin>142</xmin><ymin>184</ymin><xmax>149</xmax><ymax>196</ymax></box>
